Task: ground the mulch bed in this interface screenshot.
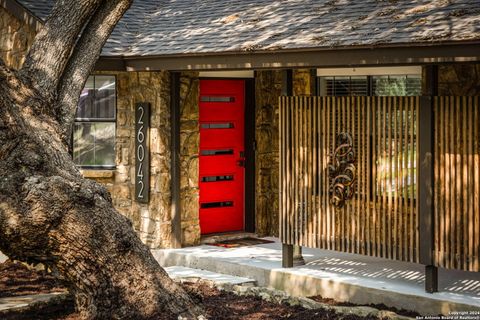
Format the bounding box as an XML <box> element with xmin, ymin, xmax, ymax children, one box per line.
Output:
<box><xmin>309</xmin><ymin>295</ymin><xmax>420</xmax><ymax>318</ymax></box>
<box><xmin>0</xmin><ymin>260</ymin><xmax>384</xmax><ymax>320</ymax></box>
<box><xmin>0</xmin><ymin>260</ymin><xmax>66</xmax><ymax>298</ymax></box>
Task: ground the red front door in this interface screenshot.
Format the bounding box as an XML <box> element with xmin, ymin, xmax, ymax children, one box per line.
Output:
<box><xmin>199</xmin><ymin>80</ymin><xmax>245</xmax><ymax>234</ymax></box>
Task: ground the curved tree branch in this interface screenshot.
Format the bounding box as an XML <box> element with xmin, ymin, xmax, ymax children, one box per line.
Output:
<box><xmin>19</xmin><ymin>0</ymin><xmax>102</xmax><ymax>101</ymax></box>
<box><xmin>56</xmin><ymin>0</ymin><xmax>133</xmax><ymax>143</ymax></box>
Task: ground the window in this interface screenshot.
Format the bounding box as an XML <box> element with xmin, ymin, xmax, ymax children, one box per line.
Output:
<box><xmin>318</xmin><ymin>75</ymin><xmax>421</xmax><ymax>97</ymax></box>
<box><xmin>73</xmin><ymin>75</ymin><xmax>116</xmax><ymax>168</ymax></box>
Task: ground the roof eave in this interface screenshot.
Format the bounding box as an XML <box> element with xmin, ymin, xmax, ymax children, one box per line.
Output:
<box><xmin>95</xmin><ymin>40</ymin><xmax>480</xmax><ymax>72</ymax></box>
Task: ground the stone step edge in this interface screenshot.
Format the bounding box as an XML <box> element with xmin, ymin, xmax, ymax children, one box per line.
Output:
<box><xmin>165</xmin><ymin>266</ymin><xmax>257</xmax><ymax>286</ymax></box>
<box><xmin>0</xmin><ymin>292</ymin><xmax>72</xmax><ymax>315</ymax></box>
<box><xmin>174</xmin><ymin>278</ymin><xmax>415</xmax><ymax>320</ymax></box>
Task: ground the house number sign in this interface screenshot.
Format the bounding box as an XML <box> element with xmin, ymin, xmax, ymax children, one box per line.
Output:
<box><xmin>135</xmin><ymin>102</ymin><xmax>150</xmax><ymax>203</ymax></box>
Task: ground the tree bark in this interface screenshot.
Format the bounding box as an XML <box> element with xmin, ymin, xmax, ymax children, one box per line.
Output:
<box><xmin>57</xmin><ymin>0</ymin><xmax>132</xmax><ymax>144</ymax></box>
<box><xmin>0</xmin><ymin>1</ymin><xmax>203</xmax><ymax>319</ymax></box>
<box><xmin>20</xmin><ymin>0</ymin><xmax>102</xmax><ymax>99</ymax></box>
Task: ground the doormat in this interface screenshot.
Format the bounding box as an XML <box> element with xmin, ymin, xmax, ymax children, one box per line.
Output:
<box><xmin>207</xmin><ymin>237</ymin><xmax>274</xmax><ymax>248</ymax></box>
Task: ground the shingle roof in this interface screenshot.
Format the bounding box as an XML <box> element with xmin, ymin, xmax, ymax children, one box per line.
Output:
<box><xmin>17</xmin><ymin>0</ymin><xmax>480</xmax><ymax>57</ymax></box>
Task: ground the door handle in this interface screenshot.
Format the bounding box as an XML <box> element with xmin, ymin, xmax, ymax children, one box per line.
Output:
<box><xmin>237</xmin><ymin>159</ymin><xmax>245</xmax><ymax>167</ymax></box>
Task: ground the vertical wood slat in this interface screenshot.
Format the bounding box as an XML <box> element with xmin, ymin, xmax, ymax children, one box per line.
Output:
<box><xmin>279</xmin><ymin>97</ymin><xmax>283</xmax><ymax>242</ymax></box>
<box><xmin>467</xmin><ymin>97</ymin><xmax>473</xmax><ymax>271</ymax></box>
<box><xmin>326</xmin><ymin>97</ymin><xmax>331</xmax><ymax>250</ymax></box>
<box><xmin>309</xmin><ymin>98</ymin><xmax>314</xmax><ymax>248</ymax></box>
<box><xmin>399</xmin><ymin>98</ymin><xmax>404</xmax><ymax>261</ymax></box>
<box><xmin>434</xmin><ymin>97</ymin><xmax>439</xmax><ymax>267</ymax></box>
<box><xmin>382</xmin><ymin>97</ymin><xmax>387</xmax><ymax>258</ymax></box>
<box><xmin>474</xmin><ymin>97</ymin><xmax>479</xmax><ymax>271</ymax></box>
<box><xmin>369</xmin><ymin>98</ymin><xmax>374</xmax><ymax>257</ymax></box>
<box><xmin>393</xmin><ymin>97</ymin><xmax>398</xmax><ymax>260</ymax></box>
<box><xmin>449</xmin><ymin>96</ymin><xmax>455</xmax><ymax>269</ymax></box>
<box><xmin>334</xmin><ymin>97</ymin><xmax>338</xmax><ymax>251</ymax></box>
<box><xmin>358</xmin><ymin>97</ymin><xmax>363</xmax><ymax>254</ymax></box>
<box><xmin>300</xmin><ymin>97</ymin><xmax>305</xmax><ymax>246</ymax></box>
<box><xmin>439</xmin><ymin>97</ymin><xmax>445</xmax><ymax>267</ymax></box>
<box><xmin>292</xmin><ymin>96</ymin><xmax>296</xmax><ymax>246</ymax></box>
<box><xmin>462</xmin><ymin>97</ymin><xmax>467</xmax><ymax>270</ymax></box>
<box><xmin>341</xmin><ymin>97</ymin><xmax>346</xmax><ymax>252</ymax></box>
<box><xmin>313</xmin><ymin>98</ymin><xmax>318</xmax><ymax>247</ymax></box>
<box><xmin>432</xmin><ymin>96</ymin><xmax>479</xmax><ymax>272</ymax></box>
<box><xmin>455</xmin><ymin>97</ymin><xmax>461</xmax><ymax>269</ymax></box>
<box><xmin>410</xmin><ymin>98</ymin><xmax>415</xmax><ymax>262</ymax></box>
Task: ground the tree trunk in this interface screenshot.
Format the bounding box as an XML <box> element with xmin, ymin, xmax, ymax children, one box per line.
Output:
<box><xmin>0</xmin><ymin>51</ymin><xmax>202</xmax><ymax>320</ymax></box>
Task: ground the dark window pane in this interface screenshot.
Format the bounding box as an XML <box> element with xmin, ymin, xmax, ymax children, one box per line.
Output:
<box><xmin>76</xmin><ymin>76</ymin><xmax>95</xmax><ymax>119</ymax></box>
<box><xmin>201</xmin><ymin>175</ymin><xmax>234</xmax><ymax>182</ymax></box>
<box><xmin>200</xmin><ymin>96</ymin><xmax>235</xmax><ymax>102</ymax></box>
<box><xmin>373</xmin><ymin>75</ymin><xmax>421</xmax><ymax>96</ymax></box>
<box><xmin>76</xmin><ymin>76</ymin><xmax>115</xmax><ymax>120</ymax></box>
<box><xmin>200</xmin><ymin>149</ymin><xmax>234</xmax><ymax>156</ymax></box>
<box><xmin>73</xmin><ymin>122</ymin><xmax>115</xmax><ymax>167</ymax></box>
<box><xmin>94</xmin><ymin>76</ymin><xmax>116</xmax><ymax>119</ymax></box>
<box><xmin>200</xmin><ymin>123</ymin><xmax>234</xmax><ymax>129</ymax></box>
<box><xmin>201</xmin><ymin>201</ymin><xmax>234</xmax><ymax>209</ymax></box>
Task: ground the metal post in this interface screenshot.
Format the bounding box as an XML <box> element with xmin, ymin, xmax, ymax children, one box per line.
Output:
<box><xmin>293</xmin><ymin>245</ymin><xmax>306</xmax><ymax>266</ymax></box>
<box><xmin>282</xmin><ymin>243</ymin><xmax>294</xmax><ymax>268</ymax></box>
<box><xmin>418</xmin><ymin>94</ymin><xmax>438</xmax><ymax>293</ymax></box>
<box><xmin>170</xmin><ymin>72</ymin><xmax>182</xmax><ymax>248</ymax></box>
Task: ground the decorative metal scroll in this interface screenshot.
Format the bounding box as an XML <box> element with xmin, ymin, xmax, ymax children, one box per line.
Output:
<box><xmin>328</xmin><ymin>132</ymin><xmax>356</xmax><ymax>208</ymax></box>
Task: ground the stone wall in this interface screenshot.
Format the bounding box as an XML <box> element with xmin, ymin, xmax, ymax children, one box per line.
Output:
<box><xmin>254</xmin><ymin>69</ymin><xmax>315</xmax><ymax>236</ymax></box>
<box><xmin>438</xmin><ymin>64</ymin><xmax>480</xmax><ymax>96</ymax></box>
<box><xmin>254</xmin><ymin>70</ymin><xmax>284</xmax><ymax>236</ymax></box>
<box><xmin>0</xmin><ymin>7</ymin><xmax>36</xmax><ymax>69</ymax></box>
<box><xmin>85</xmin><ymin>71</ymin><xmax>174</xmax><ymax>249</ymax></box>
<box><xmin>293</xmin><ymin>69</ymin><xmax>316</xmax><ymax>96</ymax></box>
<box><xmin>178</xmin><ymin>72</ymin><xmax>201</xmax><ymax>246</ymax></box>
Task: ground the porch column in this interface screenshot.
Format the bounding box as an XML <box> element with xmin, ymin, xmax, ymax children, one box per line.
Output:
<box><xmin>418</xmin><ymin>66</ymin><xmax>438</xmax><ymax>293</ymax></box>
<box><xmin>418</xmin><ymin>66</ymin><xmax>438</xmax><ymax>292</ymax></box>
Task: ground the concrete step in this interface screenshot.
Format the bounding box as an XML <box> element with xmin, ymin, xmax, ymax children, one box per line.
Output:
<box><xmin>164</xmin><ymin>266</ymin><xmax>256</xmax><ymax>286</ymax></box>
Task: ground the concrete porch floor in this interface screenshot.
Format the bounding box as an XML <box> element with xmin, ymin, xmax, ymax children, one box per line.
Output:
<box><xmin>153</xmin><ymin>237</ymin><xmax>480</xmax><ymax>316</ymax></box>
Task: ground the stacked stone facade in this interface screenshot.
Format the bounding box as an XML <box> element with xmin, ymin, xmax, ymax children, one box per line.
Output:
<box><xmin>254</xmin><ymin>71</ymin><xmax>283</xmax><ymax>236</ymax></box>
<box><xmin>179</xmin><ymin>72</ymin><xmax>201</xmax><ymax>246</ymax></box>
<box><xmin>254</xmin><ymin>69</ymin><xmax>316</xmax><ymax>236</ymax></box>
<box><xmin>438</xmin><ymin>64</ymin><xmax>480</xmax><ymax>96</ymax></box>
<box><xmin>0</xmin><ymin>7</ymin><xmax>36</xmax><ymax>69</ymax></box>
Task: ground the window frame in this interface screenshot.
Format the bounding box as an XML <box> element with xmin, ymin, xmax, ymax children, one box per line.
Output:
<box><xmin>72</xmin><ymin>74</ymin><xmax>117</xmax><ymax>170</ymax></box>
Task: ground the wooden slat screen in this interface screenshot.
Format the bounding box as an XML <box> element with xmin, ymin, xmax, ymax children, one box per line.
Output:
<box><xmin>434</xmin><ymin>96</ymin><xmax>480</xmax><ymax>272</ymax></box>
<box><xmin>279</xmin><ymin>96</ymin><xmax>419</xmax><ymax>263</ymax></box>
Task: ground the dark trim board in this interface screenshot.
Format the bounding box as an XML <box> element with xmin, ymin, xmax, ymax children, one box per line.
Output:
<box><xmin>96</xmin><ymin>42</ymin><xmax>480</xmax><ymax>72</ymax></box>
<box><xmin>170</xmin><ymin>72</ymin><xmax>182</xmax><ymax>248</ymax></box>
<box><xmin>244</xmin><ymin>78</ymin><xmax>256</xmax><ymax>233</ymax></box>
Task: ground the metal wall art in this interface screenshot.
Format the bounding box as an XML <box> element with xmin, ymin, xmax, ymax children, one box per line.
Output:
<box><xmin>328</xmin><ymin>132</ymin><xmax>356</xmax><ymax>208</ymax></box>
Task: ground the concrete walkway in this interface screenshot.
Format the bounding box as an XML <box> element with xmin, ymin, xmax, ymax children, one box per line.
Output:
<box><xmin>164</xmin><ymin>265</ymin><xmax>256</xmax><ymax>286</ymax></box>
<box><xmin>153</xmin><ymin>237</ymin><xmax>480</xmax><ymax>316</ymax></box>
<box><xmin>0</xmin><ymin>292</ymin><xmax>68</xmax><ymax>313</ymax></box>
